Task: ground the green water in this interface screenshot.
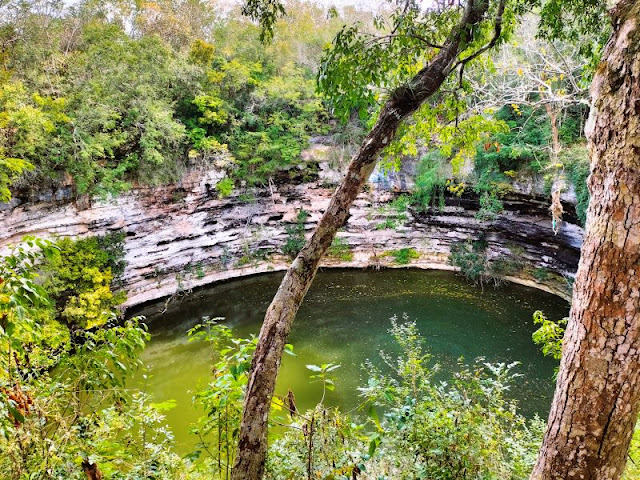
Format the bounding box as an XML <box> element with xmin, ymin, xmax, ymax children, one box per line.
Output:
<box><xmin>134</xmin><ymin>269</ymin><xmax>569</xmax><ymax>451</ymax></box>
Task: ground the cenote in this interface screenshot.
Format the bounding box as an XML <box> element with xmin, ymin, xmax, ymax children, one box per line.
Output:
<box><xmin>133</xmin><ymin>269</ymin><xmax>569</xmax><ymax>451</ymax></box>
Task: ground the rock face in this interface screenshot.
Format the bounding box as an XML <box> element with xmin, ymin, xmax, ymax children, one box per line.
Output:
<box><xmin>0</xmin><ymin>165</ymin><xmax>583</xmax><ymax>309</ymax></box>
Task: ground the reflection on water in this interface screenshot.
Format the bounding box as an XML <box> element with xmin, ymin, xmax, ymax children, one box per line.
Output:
<box><xmin>132</xmin><ymin>269</ymin><xmax>569</xmax><ymax>451</ymax></box>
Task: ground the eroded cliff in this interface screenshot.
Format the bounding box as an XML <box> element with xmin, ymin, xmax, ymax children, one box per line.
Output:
<box><xmin>0</xmin><ymin>158</ymin><xmax>582</xmax><ymax>309</ymax></box>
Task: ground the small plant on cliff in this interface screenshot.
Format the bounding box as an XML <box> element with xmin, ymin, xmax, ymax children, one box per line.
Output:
<box><xmin>282</xmin><ymin>209</ymin><xmax>309</xmax><ymax>259</ymax></box>
<box><xmin>450</xmin><ymin>240</ymin><xmax>488</xmax><ymax>285</ymax></box>
<box><xmin>386</xmin><ymin>247</ymin><xmax>420</xmax><ymax>265</ymax></box>
<box><xmin>476</xmin><ymin>190</ymin><xmax>504</xmax><ymax>221</ymax></box>
<box><xmin>560</xmin><ymin>144</ymin><xmax>590</xmax><ymax>226</ymax></box>
<box><xmin>449</xmin><ymin>238</ymin><xmax>526</xmax><ymax>288</ymax></box>
<box><xmin>375</xmin><ymin>194</ymin><xmax>411</xmax><ymax>230</ymax></box>
<box><xmin>216</xmin><ymin>177</ymin><xmax>234</xmax><ymax>198</ymax></box>
<box><xmin>532</xmin><ymin>267</ymin><xmax>550</xmax><ymax>282</ymax></box>
<box><xmin>327</xmin><ymin>236</ymin><xmax>353</xmax><ymax>261</ymax></box>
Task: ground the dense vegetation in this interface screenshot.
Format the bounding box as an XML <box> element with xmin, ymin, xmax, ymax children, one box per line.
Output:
<box><xmin>1</xmin><ymin>0</ymin><xmax>627</xmax><ymax>478</ymax></box>
<box><xmin>0</xmin><ymin>0</ymin><xmax>367</xmax><ymax>199</ymax></box>
<box><xmin>0</xmin><ymin>1</ymin><xmax>591</xmax><ymax>217</ymax></box>
<box><xmin>0</xmin><ymin>243</ymin><xmax>546</xmax><ymax>479</ymax></box>
<box><xmin>2</xmin><ymin>235</ymin><xmax>638</xmax><ymax>478</ymax></box>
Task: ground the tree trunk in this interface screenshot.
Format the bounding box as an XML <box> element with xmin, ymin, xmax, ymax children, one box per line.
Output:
<box><xmin>81</xmin><ymin>458</ymin><xmax>103</xmax><ymax>480</ymax></box>
<box><xmin>231</xmin><ymin>1</ymin><xmax>501</xmax><ymax>478</ymax></box>
<box><xmin>532</xmin><ymin>1</ymin><xmax>640</xmax><ymax>479</ymax></box>
<box><xmin>544</xmin><ymin>103</ymin><xmax>560</xmax><ymax>160</ymax></box>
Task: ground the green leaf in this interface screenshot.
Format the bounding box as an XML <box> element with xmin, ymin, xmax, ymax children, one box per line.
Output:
<box><xmin>368</xmin><ymin>404</ymin><xmax>382</xmax><ymax>432</ymax></box>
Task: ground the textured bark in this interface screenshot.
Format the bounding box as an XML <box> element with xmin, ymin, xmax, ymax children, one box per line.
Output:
<box><xmin>531</xmin><ymin>1</ymin><xmax>640</xmax><ymax>479</ymax></box>
<box><xmin>81</xmin><ymin>459</ymin><xmax>103</xmax><ymax>480</ymax></box>
<box><xmin>231</xmin><ymin>1</ymin><xmax>502</xmax><ymax>478</ymax></box>
<box><xmin>544</xmin><ymin>104</ymin><xmax>560</xmax><ymax>160</ymax></box>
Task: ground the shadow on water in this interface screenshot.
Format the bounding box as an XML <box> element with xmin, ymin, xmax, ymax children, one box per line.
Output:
<box><xmin>131</xmin><ymin>268</ymin><xmax>569</xmax><ymax>451</ymax></box>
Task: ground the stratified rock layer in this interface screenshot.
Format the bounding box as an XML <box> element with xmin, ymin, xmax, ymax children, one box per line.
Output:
<box><xmin>0</xmin><ymin>166</ymin><xmax>582</xmax><ymax>308</ymax></box>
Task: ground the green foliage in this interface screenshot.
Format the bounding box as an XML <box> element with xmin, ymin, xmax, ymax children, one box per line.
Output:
<box><xmin>40</xmin><ymin>234</ymin><xmax>126</xmax><ymax>329</ymax></box>
<box><xmin>318</xmin><ymin>2</ymin><xmax>513</xmax><ymax>123</ymax></box>
<box><xmin>0</xmin><ymin>156</ymin><xmax>31</xmax><ymax>203</ymax></box>
<box><xmin>241</xmin><ymin>0</ymin><xmax>286</xmax><ymax>43</ymax></box>
<box><xmin>386</xmin><ymin>102</ymin><xmax>509</xmax><ymax>176</ymax></box>
<box><xmin>412</xmin><ymin>152</ymin><xmax>448</xmax><ymax>213</ymax></box>
<box><xmin>4</xmin><ymin>22</ymin><xmax>191</xmax><ymax>196</ymax></box>
<box><xmin>282</xmin><ymin>208</ymin><xmax>309</xmax><ymax>258</ymax></box>
<box><xmin>0</xmin><ymin>240</ymin><xmax>185</xmax><ymax>478</ymax></box>
<box><xmin>531</xmin><ymin>0</ymin><xmax>609</xmax><ymax>63</ymax></box>
<box><xmin>449</xmin><ymin>238</ymin><xmax>523</xmax><ymax>288</ymax></box>
<box><xmin>0</xmin><ymin>237</ymin><xmax>58</xmax><ymax>384</ymax></box>
<box><xmin>0</xmin><ymin>3</ymin><xmax>334</xmax><ymax>197</ymax></box>
<box><xmin>356</xmin><ymin>316</ymin><xmax>544</xmax><ymax>479</ymax></box>
<box><xmin>449</xmin><ymin>240</ymin><xmax>490</xmax><ymax>285</ymax></box>
<box><xmin>216</xmin><ymin>177</ymin><xmax>234</xmax><ymax>198</ymax></box>
<box><xmin>266</xmin><ymin>404</ymin><xmax>369</xmax><ymax>480</ymax></box>
<box><xmin>269</xmin><ymin>315</ymin><xmax>544</xmax><ymax>479</ymax></box>
<box><xmin>187</xmin><ymin>319</ymin><xmax>259</xmax><ymax>476</ymax></box>
<box><xmin>327</xmin><ymin>236</ymin><xmax>353</xmax><ymax>261</ymax></box>
<box><xmin>532</xmin><ymin>267</ymin><xmax>550</xmax><ymax>282</ymax></box>
<box><xmin>190</xmin><ymin>59</ymin><xmax>328</xmax><ymax>186</ymax></box>
<box><xmin>561</xmin><ymin>144</ymin><xmax>590</xmax><ymax>226</ymax></box>
<box><xmin>0</xmin><ymin>81</ymin><xmax>66</xmax><ymax>200</ymax></box>
<box><xmin>375</xmin><ymin>194</ymin><xmax>411</xmax><ymax>230</ymax></box>
<box><xmin>473</xmin><ymin>104</ymin><xmax>588</xmax><ymax>225</ymax></box>
<box><xmin>476</xmin><ymin>190</ymin><xmax>505</xmax><ymax>221</ymax></box>
<box><xmin>386</xmin><ymin>247</ymin><xmax>420</xmax><ymax>265</ymax></box>
<box><xmin>236</xmin><ymin>242</ymin><xmax>272</xmax><ymax>268</ymax></box>
<box><xmin>475</xmin><ymin>105</ymin><xmax>551</xmax><ymax>178</ymax></box>
<box><xmin>532</xmin><ymin>311</ymin><xmax>567</xmax><ymax>361</ymax></box>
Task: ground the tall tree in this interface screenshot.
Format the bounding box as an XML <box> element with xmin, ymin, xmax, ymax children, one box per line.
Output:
<box><xmin>532</xmin><ymin>0</ymin><xmax>640</xmax><ymax>478</ymax></box>
<box><xmin>471</xmin><ymin>15</ymin><xmax>591</xmax><ymax>160</ymax></box>
<box><xmin>231</xmin><ymin>0</ymin><xmax>511</xmax><ymax>477</ymax></box>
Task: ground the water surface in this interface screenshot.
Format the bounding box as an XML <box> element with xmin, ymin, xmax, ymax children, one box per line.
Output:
<box><xmin>135</xmin><ymin>269</ymin><xmax>569</xmax><ymax>450</ymax></box>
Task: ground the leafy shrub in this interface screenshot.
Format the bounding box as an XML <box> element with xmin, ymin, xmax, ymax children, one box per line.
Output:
<box><xmin>532</xmin><ymin>310</ymin><xmax>567</xmax><ymax>362</ymax></box>
<box><xmin>216</xmin><ymin>177</ymin><xmax>234</xmax><ymax>197</ymax></box>
<box><xmin>412</xmin><ymin>152</ymin><xmax>447</xmax><ymax>213</ymax></box>
<box><xmin>327</xmin><ymin>236</ymin><xmax>353</xmax><ymax>261</ymax></box>
<box><xmin>449</xmin><ymin>240</ymin><xmax>489</xmax><ymax>284</ymax></box>
<box><xmin>476</xmin><ymin>190</ymin><xmax>504</xmax><ymax>221</ymax></box>
<box><xmin>40</xmin><ymin>234</ymin><xmax>127</xmax><ymax>329</ymax></box>
<box><xmin>387</xmin><ymin>247</ymin><xmax>420</xmax><ymax>265</ymax></box>
<box><xmin>532</xmin><ymin>267</ymin><xmax>550</xmax><ymax>282</ymax></box>
<box><xmin>1</xmin><ymin>241</ymin><xmax>185</xmax><ymax>479</ymax></box>
<box><xmin>358</xmin><ymin>316</ymin><xmax>545</xmax><ymax>479</ymax></box>
<box><xmin>266</xmin><ymin>405</ymin><xmax>369</xmax><ymax>480</ymax></box>
<box><xmin>186</xmin><ymin>320</ymin><xmax>258</xmax><ymax>475</ymax></box>
<box><xmin>474</xmin><ymin>105</ymin><xmax>551</xmax><ymax>176</ymax></box>
<box><xmin>282</xmin><ymin>209</ymin><xmax>309</xmax><ymax>258</ymax></box>
<box><xmin>268</xmin><ymin>316</ymin><xmax>545</xmax><ymax>479</ymax></box>
<box><xmin>375</xmin><ymin>194</ymin><xmax>411</xmax><ymax>230</ymax></box>
<box><xmin>449</xmin><ymin>239</ymin><xmax>524</xmax><ymax>288</ymax></box>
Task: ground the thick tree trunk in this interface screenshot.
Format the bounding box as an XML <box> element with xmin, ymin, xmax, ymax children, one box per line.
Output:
<box><xmin>532</xmin><ymin>1</ymin><xmax>640</xmax><ymax>479</ymax></box>
<box><xmin>231</xmin><ymin>1</ymin><xmax>500</xmax><ymax>478</ymax></box>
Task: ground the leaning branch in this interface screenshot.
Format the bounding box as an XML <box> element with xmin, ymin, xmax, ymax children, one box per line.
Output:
<box><xmin>453</xmin><ymin>0</ymin><xmax>507</xmax><ymax>69</ymax></box>
<box><xmin>230</xmin><ymin>1</ymin><xmax>504</xmax><ymax>478</ymax></box>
